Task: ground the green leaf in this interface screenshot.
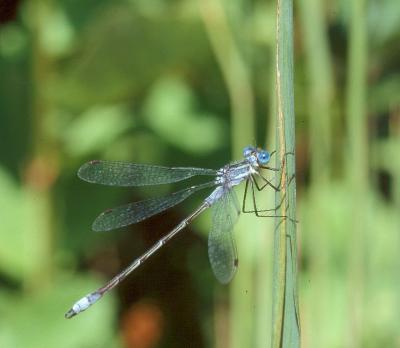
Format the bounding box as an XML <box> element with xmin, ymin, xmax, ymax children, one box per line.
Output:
<box><xmin>143</xmin><ymin>76</ymin><xmax>226</xmax><ymax>154</ymax></box>
<box><xmin>0</xmin><ymin>167</ymin><xmax>26</xmax><ymax>279</ymax></box>
<box><xmin>0</xmin><ymin>276</ymin><xmax>118</xmax><ymax>348</ymax></box>
<box><xmin>63</xmin><ymin>104</ymin><xmax>132</xmax><ymax>157</ymax></box>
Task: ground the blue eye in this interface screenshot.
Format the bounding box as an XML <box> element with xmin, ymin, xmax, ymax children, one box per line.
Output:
<box><xmin>243</xmin><ymin>146</ymin><xmax>255</xmax><ymax>157</ymax></box>
<box><xmin>257</xmin><ymin>150</ymin><xmax>270</xmax><ymax>164</ymax></box>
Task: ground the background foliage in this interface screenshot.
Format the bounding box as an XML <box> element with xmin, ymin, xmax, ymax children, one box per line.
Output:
<box><xmin>0</xmin><ymin>0</ymin><xmax>399</xmax><ymax>347</ymax></box>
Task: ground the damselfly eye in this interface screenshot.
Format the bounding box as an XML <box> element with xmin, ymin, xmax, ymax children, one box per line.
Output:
<box><xmin>243</xmin><ymin>146</ymin><xmax>255</xmax><ymax>158</ymax></box>
<box><xmin>257</xmin><ymin>150</ymin><xmax>270</xmax><ymax>164</ymax></box>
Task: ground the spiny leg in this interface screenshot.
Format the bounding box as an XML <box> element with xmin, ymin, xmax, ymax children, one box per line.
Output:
<box><xmin>252</xmin><ymin>174</ymin><xmax>280</xmax><ymax>192</ymax></box>
<box><xmin>244</xmin><ymin>173</ymin><xmax>289</xmax><ymax>215</ymax></box>
<box><xmin>249</xmin><ymin>178</ymin><xmax>298</xmax><ymax>223</ymax></box>
<box><xmin>249</xmin><ymin>179</ymin><xmax>290</xmax><ymax>219</ymax></box>
<box><xmin>258</xmin><ymin>205</ymin><xmax>298</xmax><ymax>223</ymax></box>
<box><xmin>252</xmin><ymin>150</ymin><xmax>291</xmax><ymax>191</ymax></box>
<box><xmin>245</xmin><ymin>193</ymin><xmax>286</xmax><ymax>214</ymax></box>
<box><xmin>261</xmin><ymin>153</ymin><xmax>288</xmax><ymax>187</ymax></box>
<box><xmin>242</xmin><ymin>177</ymin><xmax>280</xmax><ymax>214</ymax></box>
<box><xmin>242</xmin><ymin>151</ymin><xmax>297</xmax><ymax>220</ymax></box>
<box><xmin>254</xmin><ymin>170</ymin><xmax>296</xmax><ymax>195</ymax></box>
<box><xmin>242</xmin><ymin>178</ymin><xmax>252</xmax><ymax>214</ymax></box>
<box><xmin>259</xmin><ymin>151</ymin><xmax>295</xmax><ymax>189</ymax></box>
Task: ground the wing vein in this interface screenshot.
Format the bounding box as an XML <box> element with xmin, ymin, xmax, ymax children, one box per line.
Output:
<box><xmin>78</xmin><ymin>161</ymin><xmax>217</xmax><ymax>187</ymax></box>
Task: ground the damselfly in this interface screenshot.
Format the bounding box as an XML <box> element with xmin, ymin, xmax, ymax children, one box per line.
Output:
<box><xmin>65</xmin><ymin>146</ymin><xmax>287</xmax><ymax>318</ymax></box>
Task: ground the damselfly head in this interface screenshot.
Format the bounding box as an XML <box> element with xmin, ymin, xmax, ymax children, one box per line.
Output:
<box><xmin>243</xmin><ymin>146</ymin><xmax>270</xmax><ymax>165</ymax></box>
<box><xmin>256</xmin><ymin>150</ymin><xmax>270</xmax><ymax>164</ymax></box>
<box><xmin>243</xmin><ymin>145</ymin><xmax>256</xmax><ymax>158</ymax></box>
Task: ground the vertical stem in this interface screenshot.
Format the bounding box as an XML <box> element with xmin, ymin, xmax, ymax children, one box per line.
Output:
<box><xmin>255</xmin><ymin>54</ymin><xmax>277</xmax><ymax>348</ymax></box>
<box><xmin>346</xmin><ymin>1</ymin><xmax>368</xmax><ymax>182</ymax></box>
<box><xmin>198</xmin><ymin>1</ymin><xmax>256</xmax><ymax>347</ymax></box>
<box><xmin>345</xmin><ymin>0</ymin><xmax>368</xmax><ymax>345</ymax></box>
<box><xmin>298</xmin><ymin>0</ymin><xmax>334</xmax><ymax>184</ymax></box>
<box><xmin>272</xmin><ymin>0</ymin><xmax>300</xmax><ymax>347</ymax></box>
<box><xmin>392</xmin><ymin>111</ymin><xmax>400</xmax><ymax>327</ymax></box>
<box><xmin>297</xmin><ymin>1</ymin><xmax>334</xmax><ymax>344</ymax></box>
<box><xmin>198</xmin><ymin>0</ymin><xmax>254</xmax><ymax>158</ymax></box>
<box><xmin>24</xmin><ymin>0</ymin><xmax>59</xmax><ymax>291</ymax></box>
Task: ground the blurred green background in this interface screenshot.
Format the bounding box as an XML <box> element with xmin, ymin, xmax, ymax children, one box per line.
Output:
<box><xmin>0</xmin><ymin>0</ymin><xmax>399</xmax><ymax>347</ymax></box>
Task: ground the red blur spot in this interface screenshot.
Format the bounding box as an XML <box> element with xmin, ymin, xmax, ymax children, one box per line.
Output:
<box><xmin>121</xmin><ymin>302</ymin><xmax>164</xmax><ymax>348</ymax></box>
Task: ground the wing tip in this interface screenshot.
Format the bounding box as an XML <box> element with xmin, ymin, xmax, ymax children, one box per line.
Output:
<box><xmin>92</xmin><ymin>222</ymin><xmax>110</xmax><ymax>232</ymax></box>
<box><xmin>77</xmin><ymin>160</ymin><xmax>101</xmax><ymax>181</ymax></box>
<box><xmin>92</xmin><ymin>208</ymin><xmax>128</xmax><ymax>232</ymax></box>
<box><xmin>214</xmin><ymin>262</ymin><xmax>238</xmax><ymax>284</ymax></box>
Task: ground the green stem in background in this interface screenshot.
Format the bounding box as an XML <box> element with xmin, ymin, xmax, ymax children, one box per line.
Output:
<box><xmin>298</xmin><ymin>0</ymin><xmax>334</xmax><ymax>184</ymax></box>
<box><xmin>255</xmin><ymin>62</ymin><xmax>277</xmax><ymax>347</ymax></box>
<box><xmin>272</xmin><ymin>0</ymin><xmax>300</xmax><ymax>347</ymax></box>
<box><xmin>24</xmin><ymin>0</ymin><xmax>59</xmax><ymax>292</ymax></box>
<box><xmin>345</xmin><ymin>0</ymin><xmax>368</xmax><ymax>345</ymax></box>
<box><xmin>297</xmin><ymin>1</ymin><xmax>334</xmax><ymax>344</ymax></box>
<box><xmin>198</xmin><ymin>1</ymin><xmax>256</xmax><ymax>347</ymax></box>
<box><xmin>393</xmin><ymin>114</ymin><xmax>400</xmax><ymax>329</ymax></box>
<box><xmin>198</xmin><ymin>0</ymin><xmax>255</xmax><ymax>158</ymax></box>
<box><xmin>346</xmin><ymin>0</ymin><xmax>368</xmax><ymax>184</ymax></box>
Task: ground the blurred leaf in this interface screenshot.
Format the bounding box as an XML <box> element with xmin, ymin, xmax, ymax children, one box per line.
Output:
<box><xmin>0</xmin><ymin>276</ymin><xmax>118</xmax><ymax>348</ymax></box>
<box><xmin>369</xmin><ymin>74</ymin><xmax>400</xmax><ymax>114</ymax></box>
<box><xmin>0</xmin><ymin>167</ymin><xmax>25</xmax><ymax>279</ymax></box>
<box><xmin>0</xmin><ymin>23</ymin><xmax>27</xmax><ymax>58</ymax></box>
<box><xmin>55</xmin><ymin>5</ymin><xmax>213</xmax><ymax>108</ymax></box>
<box><xmin>143</xmin><ymin>76</ymin><xmax>226</xmax><ymax>154</ymax></box>
<box><xmin>63</xmin><ymin>104</ymin><xmax>132</xmax><ymax>157</ymax></box>
<box><xmin>368</xmin><ymin>0</ymin><xmax>400</xmax><ymax>44</ymax></box>
<box><xmin>299</xmin><ymin>183</ymin><xmax>400</xmax><ymax>347</ymax></box>
<box><xmin>37</xmin><ymin>6</ymin><xmax>75</xmax><ymax>57</ymax></box>
<box><xmin>251</xmin><ymin>3</ymin><xmax>276</xmax><ymax>45</ymax></box>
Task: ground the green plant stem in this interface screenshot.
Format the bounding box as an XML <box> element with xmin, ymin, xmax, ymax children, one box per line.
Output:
<box><xmin>25</xmin><ymin>0</ymin><xmax>58</xmax><ymax>292</ymax></box>
<box><xmin>255</xmin><ymin>54</ymin><xmax>277</xmax><ymax>348</ymax></box>
<box><xmin>199</xmin><ymin>2</ymin><xmax>256</xmax><ymax>347</ymax></box>
<box><xmin>271</xmin><ymin>0</ymin><xmax>300</xmax><ymax>347</ymax></box>
<box><xmin>198</xmin><ymin>0</ymin><xmax>254</xmax><ymax>158</ymax></box>
<box><xmin>394</xmin><ymin>118</ymin><xmax>400</xmax><ymax>327</ymax></box>
<box><xmin>298</xmin><ymin>0</ymin><xmax>333</xmax><ymax>184</ymax></box>
<box><xmin>345</xmin><ymin>0</ymin><xmax>368</xmax><ymax>345</ymax></box>
<box><xmin>297</xmin><ymin>1</ymin><xmax>334</xmax><ymax>343</ymax></box>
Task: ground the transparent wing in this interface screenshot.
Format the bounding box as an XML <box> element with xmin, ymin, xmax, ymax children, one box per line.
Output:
<box><xmin>208</xmin><ymin>189</ymin><xmax>240</xmax><ymax>284</ymax></box>
<box><xmin>93</xmin><ymin>182</ymin><xmax>215</xmax><ymax>231</ymax></box>
<box><xmin>78</xmin><ymin>160</ymin><xmax>217</xmax><ymax>187</ymax></box>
